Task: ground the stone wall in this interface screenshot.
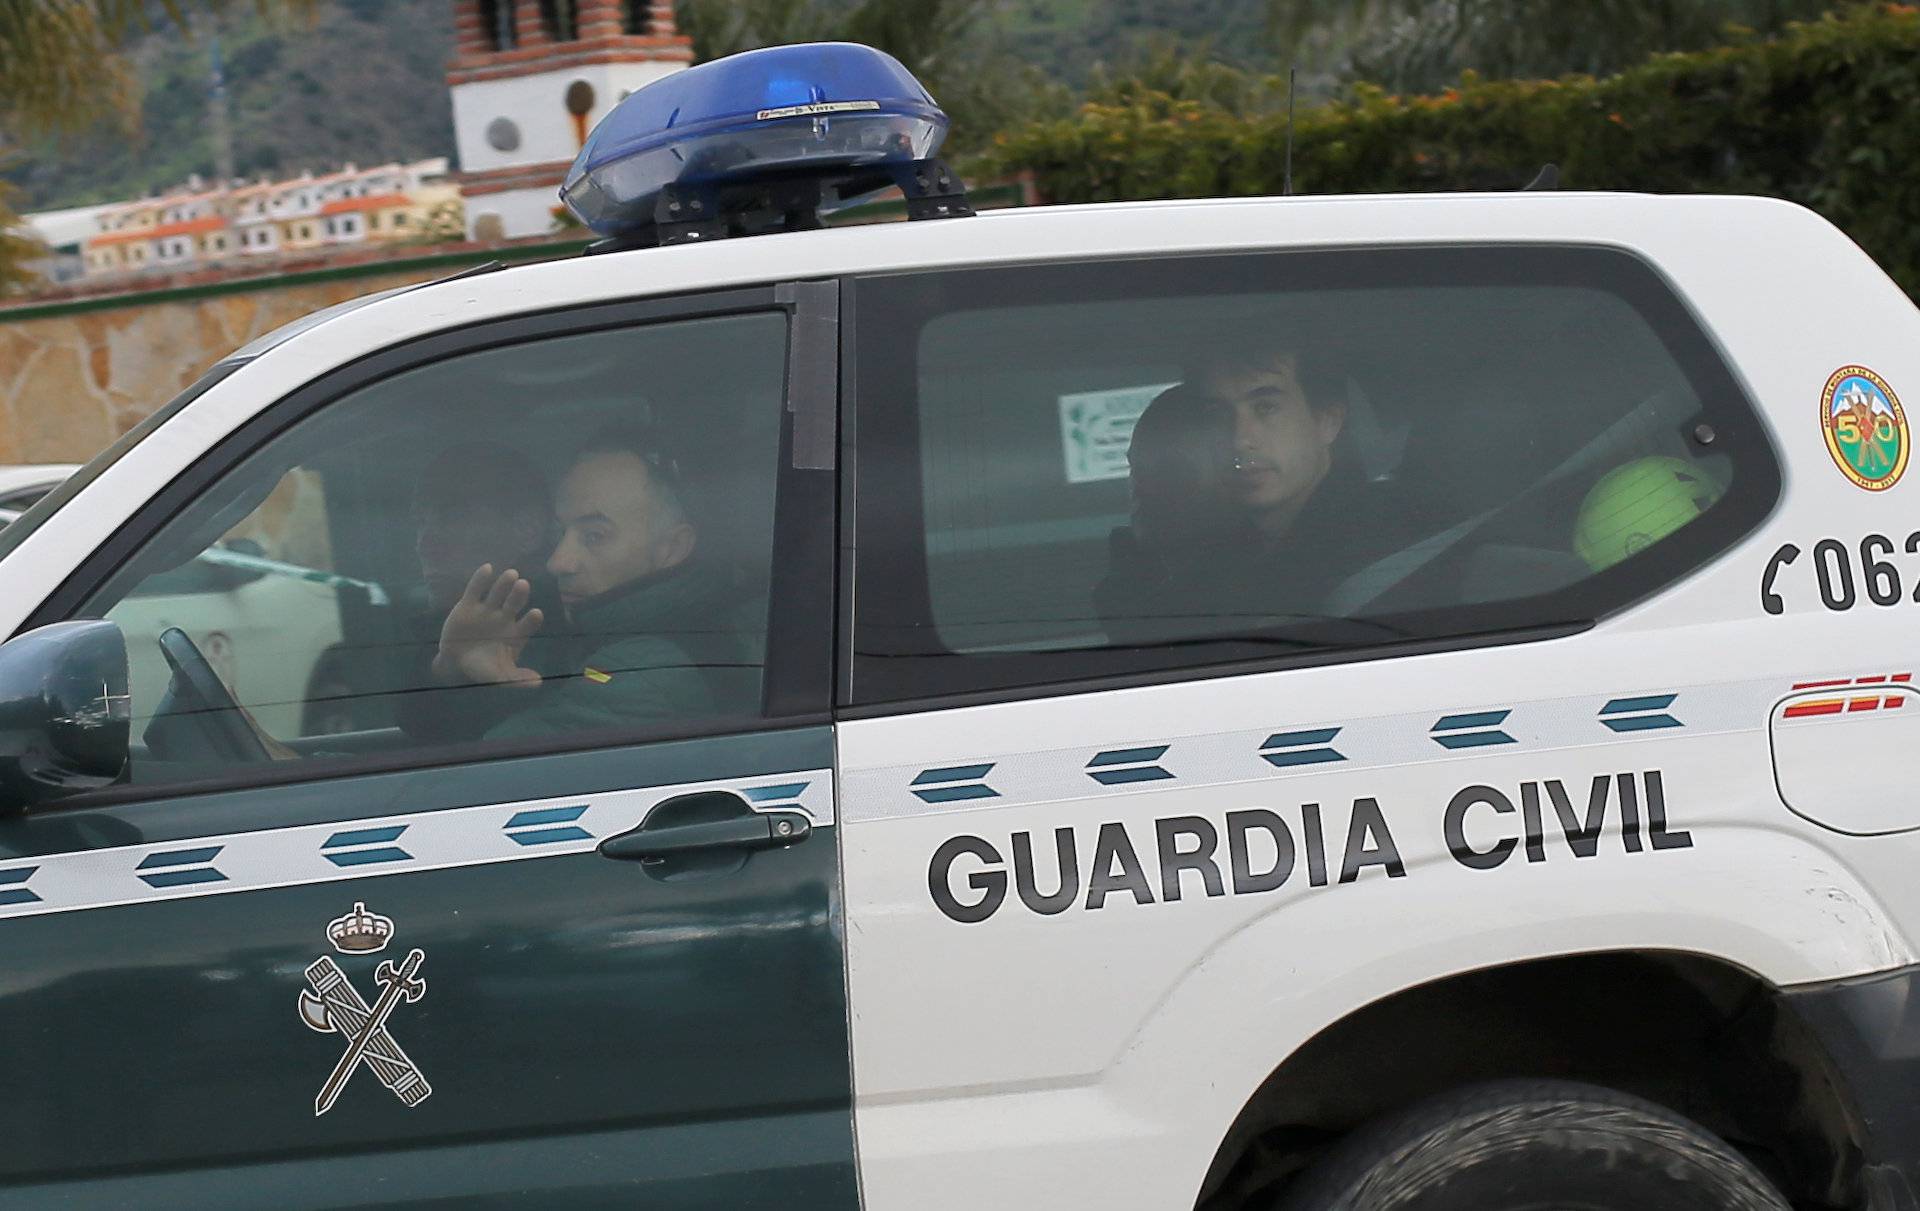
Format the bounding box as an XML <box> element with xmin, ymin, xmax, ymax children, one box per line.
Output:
<box><xmin>0</xmin><ymin>239</ymin><xmax>579</xmax><ymax>465</ymax></box>
<box><xmin>0</xmin><ymin>271</ymin><xmax>421</xmax><ymax>464</ymax></box>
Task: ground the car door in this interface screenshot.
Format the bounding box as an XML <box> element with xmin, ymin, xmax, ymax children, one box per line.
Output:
<box><xmin>832</xmin><ymin>248</ymin><xmax>1785</xmax><ymax>1210</ymax></box>
<box><xmin>0</xmin><ymin>285</ymin><xmax>853</xmax><ymax>1208</ymax></box>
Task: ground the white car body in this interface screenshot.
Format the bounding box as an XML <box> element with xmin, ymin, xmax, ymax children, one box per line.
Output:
<box><xmin>0</xmin><ymin>463</ymin><xmax>77</xmax><ymax>511</ymax></box>
<box><xmin>3</xmin><ymin>191</ymin><xmax>1918</xmax><ymax>1209</ymax></box>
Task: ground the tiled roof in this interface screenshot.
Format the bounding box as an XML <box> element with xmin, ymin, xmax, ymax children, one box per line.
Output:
<box><xmin>88</xmin><ymin>215</ymin><xmax>229</xmax><ymax>247</ymax></box>
<box><xmin>319</xmin><ymin>193</ymin><xmax>412</xmax><ymax>216</ymax></box>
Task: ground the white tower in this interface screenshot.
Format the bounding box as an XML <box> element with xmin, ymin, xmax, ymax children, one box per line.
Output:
<box><xmin>447</xmin><ymin>0</ymin><xmax>691</xmax><ymax>240</ymax></box>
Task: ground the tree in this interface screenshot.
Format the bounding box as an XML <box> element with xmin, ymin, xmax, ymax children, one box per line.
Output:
<box><xmin>0</xmin><ymin>0</ymin><xmax>309</xmax><ymax>290</ymax></box>
<box><xmin>674</xmin><ymin>0</ymin><xmax>1069</xmax><ymax>159</ymax></box>
<box><xmin>1269</xmin><ymin>0</ymin><xmax>1843</xmax><ymax>92</ymax></box>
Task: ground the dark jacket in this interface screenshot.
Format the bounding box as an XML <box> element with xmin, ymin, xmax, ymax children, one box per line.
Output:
<box><xmin>486</xmin><ymin>560</ymin><xmax>752</xmax><ymax>741</ymax></box>
<box><xmin>1095</xmin><ymin>466</ymin><xmax>1402</xmax><ymax>646</ymax></box>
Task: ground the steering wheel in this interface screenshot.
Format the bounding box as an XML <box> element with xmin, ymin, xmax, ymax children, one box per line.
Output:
<box><xmin>146</xmin><ymin>627</ymin><xmax>270</xmax><ymax>764</ymax></box>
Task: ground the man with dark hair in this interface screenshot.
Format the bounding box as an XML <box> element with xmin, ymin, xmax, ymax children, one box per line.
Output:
<box><xmin>1196</xmin><ymin>344</ymin><xmax>1346</xmax><ymax>540</ymax></box>
<box><xmin>1097</xmin><ymin>339</ymin><xmax>1393</xmax><ymax>641</ymax></box>
<box><xmin>431</xmin><ymin>426</ymin><xmax>746</xmax><ymax>738</ymax></box>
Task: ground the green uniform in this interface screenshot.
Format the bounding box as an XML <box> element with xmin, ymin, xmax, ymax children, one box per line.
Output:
<box><xmin>487</xmin><ymin>561</ymin><xmax>755</xmax><ymax>740</ymax></box>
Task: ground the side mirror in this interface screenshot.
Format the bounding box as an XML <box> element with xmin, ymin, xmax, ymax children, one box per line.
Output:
<box><xmin>0</xmin><ymin>620</ymin><xmax>130</xmax><ymax>816</ymax></box>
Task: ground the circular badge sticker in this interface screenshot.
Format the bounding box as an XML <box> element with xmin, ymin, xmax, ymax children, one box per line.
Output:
<box><xmin>1821</xmin><ymin>365</ymin><xmax>1909</xmax><ymax>492</ymax></box>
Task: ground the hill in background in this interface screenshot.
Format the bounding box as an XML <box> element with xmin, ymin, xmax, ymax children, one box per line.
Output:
<box><xmin>8</xmin><ymin>0</ymin><xmax>1276</xmax><ymax>211</ymax></box>
<box><xmin>8</xmin><ymin>0</ymin><xmax>455</xmax><ymax>210</ymax></box>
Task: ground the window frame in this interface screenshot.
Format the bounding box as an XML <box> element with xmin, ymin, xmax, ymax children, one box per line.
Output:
<box><xmin>840</xmin><ymin>243</ymin><xmax>1782</xmax><ymax>712</ymax></box>
<box><xmin>24</xmin><ymin>282</ymin><xmax>839</xmax><ymax>808</ymax></box>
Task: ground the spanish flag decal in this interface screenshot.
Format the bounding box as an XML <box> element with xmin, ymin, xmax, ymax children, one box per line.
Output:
<box><xmin>583</xmin><ymin>667</ymin><xmax>613</xmax><ymax>684</ymax></box>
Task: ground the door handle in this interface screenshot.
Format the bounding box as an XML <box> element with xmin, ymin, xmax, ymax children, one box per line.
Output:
<box><xmin>598</xmin><ymin>809</ymin><xmax>811</xmax><ymax>862</ymax></box>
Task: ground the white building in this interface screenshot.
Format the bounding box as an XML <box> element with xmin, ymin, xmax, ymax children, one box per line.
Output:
<box><xmin>66</xmin><ymin>159</ymin><xmax>459</xmax><ymax>281</ymax></box>
<box><xmin>446</xmin><ymin>0</ymin><xmax>689</xmax><ymax>240</ymax></box>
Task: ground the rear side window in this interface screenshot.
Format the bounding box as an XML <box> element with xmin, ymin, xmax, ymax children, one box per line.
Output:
<box><xmin>849</xmin><ymin>245</ymin><xmax>1778</xmax><ymax>705</ymax></box>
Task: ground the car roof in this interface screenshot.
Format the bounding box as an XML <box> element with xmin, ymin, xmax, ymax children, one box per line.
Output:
<box><xmin>271</xmin><ymin>190</ymin><xmax>1840</xmax><ymax>368</ymax></box>
<box><xmin>401</xmin><ymin>190</ymin><xmax>1822</xmax><ymax>319</ymax></box>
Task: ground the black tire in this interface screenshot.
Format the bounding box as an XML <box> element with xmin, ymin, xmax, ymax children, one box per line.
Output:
<box><xmin>1274</xmin><ymin>1079</ymin><xmax>1791</xmax><ymax>1211</ymax></box>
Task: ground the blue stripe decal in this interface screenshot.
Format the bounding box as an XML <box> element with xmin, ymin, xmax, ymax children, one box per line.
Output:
<box><xmin>912</xmin><ymin>764</ymin><xmax>994</xmax><ymax>786</ymax></box>
<box><xmin>913</xmin><ymin>784</ymin><xmax>1000</xmax><ymax>804</ymax></box>
<box><xmin>136</xmin><ymin>846</ymin><xmax>223</xmax><ymax>870</ymax></box>
<box><xmin>1262</xmin><ymin>748</ymin><xmax>1346</xmax><ymax>767</ymax></box>
<box><xmin>1089</xmin><ymin>767</ymin><xmax>1176</xmax><ymax>786</ymax></box>
<box><xmin>0</xmin><ymin>770</ymin><xmax>836</xmax><ymax>921</ymax></box>
<box><xmin>324</xmin><ymin>847</ymin><xmax>413</xmax><ymax>868</ymax></box>
<box><xmin>741</xmin><ymin>782</ymin><xmax>810</xmax><ymax>802</ymax></box>
<box><xmin>1600</xmin><ymin>694</ymin><xmax>1678</xmax><ymax>714</ymax></box>
<box><xmin>508</xmin><ymin>826</ymin><xmax>594</xmax><ymax>847</ymax></box>
<box><xmin>323</xmin><ymin>825</ymin><xmax>407</xmax><ymax>848</ymax></box>
<box><xmin>1431</xmin><ymin>709</ymin><xmax>1515</xmax><ymax>749</ymax></box>
<box><xmin>139</xmin><ymin>867</ymin><xmax>228</xmax><ymax>889</ymax></box>
<box><xmin>911</xmin><ymin>762</ymin><xmax>998</xmax><ymax>803</ymax></box>
<box><xmin>1598</xmin><ymin>692</ymin><xmax>1683</xmax><ymax>732</ymax></box>
<box><xmin>1433</xmin><ymin>710</ymin><xmax>1511</xmax><ymax>730</ymax></box>
<box><xmin>1434</xmin><ymin>732</ymin><xmax>1515</xmax><ymax>750</ymax></box>
<box><xmin>1263</xmin><ymin>727</ymin><xmax>1341</xmax><ymax>747</ymax></box>
<box><xmin>1261</xmin><ymin>726</ymin><xmax>1347</xmax><ymax>767</ymax></box>
<box><xmin>504</xmin><ymin>805</ymin><xmax>589</xmax><ymax>829</ymax></box>
<box><xmin>1087</xmin><ymin>745</ymin><xmax>1170</xmax><ymax>767</ymax></box>
<box><xmin>1601</xmin><ymin>714</ymin><xmax>1684</xmax><ymax>732</ymax></box>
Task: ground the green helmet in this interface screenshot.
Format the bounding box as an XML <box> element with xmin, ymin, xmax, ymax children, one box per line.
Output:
<box><xmin>1574</xmin><ymin>456</ymin><xmax>1724</xmax><ymax>572</ymax></box>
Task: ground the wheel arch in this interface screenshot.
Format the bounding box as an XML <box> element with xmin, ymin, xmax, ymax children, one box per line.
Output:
<box><xmin>1193</xmin><ymin>949</ymin><xmax>1869</xmax><ymax>1210</ymax></box>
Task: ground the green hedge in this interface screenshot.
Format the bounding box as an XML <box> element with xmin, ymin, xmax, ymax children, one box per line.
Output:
<box><xmin>990</xmin><ymin>4</ymin><xmax>1920</xmax><ymax>295</ymax></box>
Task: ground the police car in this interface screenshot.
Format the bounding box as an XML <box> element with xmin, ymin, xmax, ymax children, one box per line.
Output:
<box><xmin>0</xmin><ymin>41</ymin><xmax>1915</xmax><ymax>1211</ymax></box>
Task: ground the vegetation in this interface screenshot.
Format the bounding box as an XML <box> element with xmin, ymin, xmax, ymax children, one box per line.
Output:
<box><xmin>6</xmin><ymin>0</ymin><xmax>441</xmax><ymax>213</ymax></box>
<box><xmin>1273</xmin><ymin>0</ymin><xmax>1843</xmax><ymax>92</ymax></box>
<box><xmin>992</xmin><ymin>5</ymin><xmax>1920</xmax><ymax>296</ymax></box>
<box><xmin>0</xmin><ymin>0</ymin><xmax>315</xmax><ymax>289</ymax></box>
<box><xmin>0</xmin><ymin>0</ymin><xmax>1906</xmax><ymax>292</ymax></box>
<box><xmin>677</xmin><ymin>0</ymin><xmax>1075</xmax><ymax>156</ymax></box>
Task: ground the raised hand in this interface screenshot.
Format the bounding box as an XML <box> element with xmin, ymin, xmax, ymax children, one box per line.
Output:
<box><xmin>432</xmin><ymin>564</ymin><xmax>545</xmax><ymax>688</ymax></box>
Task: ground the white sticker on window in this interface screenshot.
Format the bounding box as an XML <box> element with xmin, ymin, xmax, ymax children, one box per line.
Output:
<box><xmin>1058</xmin><ymin>383</ymin><xmax>1174</xmax><ymax>484</ymax></box>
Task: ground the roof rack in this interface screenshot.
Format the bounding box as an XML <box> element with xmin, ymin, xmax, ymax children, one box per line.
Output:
<box><xmin>584</xmin><ymin>156</ymin><xmax>972</xmax><ymax>254</ymax></box>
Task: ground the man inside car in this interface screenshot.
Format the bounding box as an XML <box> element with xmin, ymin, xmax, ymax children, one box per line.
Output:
<box><xmin>431</xmin><ymin>426</ymin><xmax>745</xmax><ymax>739</ymax></box>
<box><xmin>1097</xmin><ymin>335</ymin><xmax>1403</xmax><ymax>640</ymax></box>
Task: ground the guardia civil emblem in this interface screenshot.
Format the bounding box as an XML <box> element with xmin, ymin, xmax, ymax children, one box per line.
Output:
<box><xmin>1822</xmin><ymin>365</ymin><xmax>1909</xmax><ymax>492</ymax></box>
<box><xmin>296</xmin><ymin>902</ymin><xmax>432</xmax><ymax>1116</ymax></box>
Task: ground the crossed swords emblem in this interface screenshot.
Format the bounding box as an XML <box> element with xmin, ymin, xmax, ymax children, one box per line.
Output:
<box><xmin>298</xmin><ymin>945</ymin><xmax>432</xmax><ymax>1116</ymax></box>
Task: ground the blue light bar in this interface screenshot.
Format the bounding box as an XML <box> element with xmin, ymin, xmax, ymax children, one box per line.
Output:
<box><xmin>561</xmin><ymin>42</ymin><xmax>950</xmax><ymax>238</ymax></box>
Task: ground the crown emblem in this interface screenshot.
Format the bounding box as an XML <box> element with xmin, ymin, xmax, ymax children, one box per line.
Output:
<box><xmin>326</xmin><ymin>902</ymin><xmax>394</xmax><ymax>954</ymax></box>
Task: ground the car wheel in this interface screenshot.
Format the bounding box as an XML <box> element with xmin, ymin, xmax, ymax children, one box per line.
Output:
<box><xmin>1274</xmin><ymin>1079</ymin><xmax>1790</xmax><ymax>1211</ymax></box>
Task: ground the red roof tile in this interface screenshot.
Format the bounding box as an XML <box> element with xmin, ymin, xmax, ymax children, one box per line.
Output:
<box><xmin>319</xmin><ymin>193</ymin><xmax>412</xmax><ymax>216</ymax></box>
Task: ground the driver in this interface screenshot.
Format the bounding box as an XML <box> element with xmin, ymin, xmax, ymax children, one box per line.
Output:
<box><xmin>432</xmin><ymin>425</ymin><xmax>741</xmax><ymax>739</ymax></box>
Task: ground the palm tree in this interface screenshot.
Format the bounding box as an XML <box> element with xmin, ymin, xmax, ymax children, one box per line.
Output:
<box><xmin>1271</xmin><ymin>0</ymin><xmax>1840</xmax><ymax>92</ymax></box>
<box><xmin>0</xmin><ymin>0</ymin><xmax>308</xmax><ymax>290</ymax></box>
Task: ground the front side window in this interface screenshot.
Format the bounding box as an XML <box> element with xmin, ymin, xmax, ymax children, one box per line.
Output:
<box><xmin>851</xmin><ymin>246</ymin><xmax>1777</xmax><ymax>703</ymax></box>
<box><xmin>77</xmin><ymin>311</ymin><xmax>790</xmax><ymax>787</ymax></box>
